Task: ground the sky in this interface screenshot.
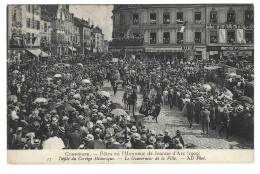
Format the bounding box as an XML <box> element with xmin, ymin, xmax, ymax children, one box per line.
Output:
<box><xmin>70</xmin><ymin>5</ymin><xmax>114</xmax><ymax>41</ymax></box>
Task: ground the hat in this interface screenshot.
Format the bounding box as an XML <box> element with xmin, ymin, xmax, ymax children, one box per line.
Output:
<box><xmin>84</xmin><ymin>134</ymin><xmax>94</xmax><ymax>141</ymax></box>
<box><xmin>150</xmin><ymin>130</ymin><xmax>156</xmax><ymax>136</ymax></box>
<box><xmin>140</xmin><ymin>134</ymin><xmax>147</xmax><ymax>141</ymax></box>
<box><xmin>146</xmin><ymin>145</ymin><xmax>154</xmax><ymax>149</ymax></box>
<box><xmin>165</xmin><ymin>130</ymin><xmax>169</xmax><ymax>133</ymax></box>
<box><xmin>106</xmin><ymin>117</ymin><xmax>112</xmax><ymax>122</ymax></box>
<box><xmin>95</xmin><ymin>128</ymin><xmax>102</xmax><ymax>134</ymax></box>
<box><xmin>17</xmin><ymin>127</ymin><xmax>23</xmax><ymax>131</ymax></box>
<box><xmin>133</xmin><ymin>133</ymin><xmax>141</xmax><ymax>140</ymax></box>
<box><xmin>176</xmin><ymin>130</ymin><xmax>181</xmax><ymax>135</ymax></box>
<box><xmin>59</xmin><ymin>126</ymin><xmax>65</xmax><ymax>133</ymax></box>
<box><xmin>78</xmin><ymin>115</ymin><xmax>84</xmax><ymax>120</ymax></box>
<box><xmin>148</xmin><ymin>137</ymin><xmax>156</xmax><ymax>144</ymax></box>
<box><xmin>157</xmin><ymin>133</ymin><xmax>164</xmax><ymax>138</ymax></box>
<box><xmin>34</xmin><ymin>139</ymin><xmax>40</xmax><ymax>144</ymax></box>
<box><xmin>131</xmin><ymin>126</ymin><xmax>138</xmax><ymax>133</ymax></box>
<box><xmin>62</xmin><ymin>116</ymin><xmax>69</xmax><ymax>121</ymax></box>
<box><xmin>141</xmin><ymin>128</ymin><xmax>148</xmax><ymax>134</ymax></box>
<box><xmin>96</xmin><ymin>120</ymin><xmax>102</xmax><ymax>124</ymax></box>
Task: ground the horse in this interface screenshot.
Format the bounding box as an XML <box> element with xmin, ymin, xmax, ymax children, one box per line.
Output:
<box><xmin>123</xmin><ymin>90</ymin><xmax>137</xmax><ymax>115</ymax></box>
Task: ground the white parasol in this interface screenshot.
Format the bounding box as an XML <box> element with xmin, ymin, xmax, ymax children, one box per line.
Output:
<box><xmin>81</xmin><ymin>79</ymin><xmax>91</xmax><ymax>84</ymax></box>
<box><xmin>42</xmin><ymin>137</ymin><xmax>65</xmax><ymax>149</ymax></box>
<box><xmin>54</xmin><ymin>74</ymin><xmax>62</xmax><ymax>78</ymax></box>
<box><xmin>34</xmin><ymin>97</ymin><xmax>48</xmax><ymax>104</ymax></box>
<box><xmin>97</xmin><ymin>91</ymin><xmax>110</xmax><ymax>98</ymax></box>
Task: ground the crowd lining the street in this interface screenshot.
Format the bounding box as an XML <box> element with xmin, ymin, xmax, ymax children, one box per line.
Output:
<box><xmin>7</xmin><ymin>53</ymin><xmax>254</xmax><ymax>150</ymax></box>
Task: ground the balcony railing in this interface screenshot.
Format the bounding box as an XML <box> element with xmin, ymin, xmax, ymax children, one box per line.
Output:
<box><xmin>109</xmin><ymin>38</ymin><xmax>144</xmax><ymax>47</ymax></box>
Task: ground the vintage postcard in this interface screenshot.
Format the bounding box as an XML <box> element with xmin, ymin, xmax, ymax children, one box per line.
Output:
<box><xmin>7</xmin><ymin>4</ymin><xmax>254</xmax><ymax>164</ymax></box>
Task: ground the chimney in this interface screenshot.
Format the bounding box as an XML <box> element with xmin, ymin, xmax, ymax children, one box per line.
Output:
<box><xmin>88</xmin><ymin>18</ymin><xmax>90</xmax><ymax>25</ymax></box>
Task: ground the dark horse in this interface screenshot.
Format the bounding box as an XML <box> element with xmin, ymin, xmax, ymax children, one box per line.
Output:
<box><xmin>123</xmin><ymin>90</ymin><xmax>137</xmax><ymax>115</ymax></box>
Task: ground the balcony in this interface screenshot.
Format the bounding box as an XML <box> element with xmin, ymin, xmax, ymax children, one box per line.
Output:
<box><xmin>109</xmin><ymin>38</ymin><xmax>144</xmax><ymax>47</ymax></box>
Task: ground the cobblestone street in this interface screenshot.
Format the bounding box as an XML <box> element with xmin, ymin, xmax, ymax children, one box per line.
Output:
<box><xmin>101</xmin><ymin>81</ymin><xmax>253</xmax><ymax>149</ymax></box>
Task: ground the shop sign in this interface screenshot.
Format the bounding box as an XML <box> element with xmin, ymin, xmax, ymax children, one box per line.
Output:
<box><xmin>221</xmin><ymin>46</ymin><xmax>254</xmax><ymax>51</ymax></box>
<box><xmin>207</xmin><ymin>23</ymin><xmax>253</xmax><ymax>30</ymax></box>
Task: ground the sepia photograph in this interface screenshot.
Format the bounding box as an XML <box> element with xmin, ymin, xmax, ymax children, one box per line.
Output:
<box><xmin>6</xmin><ymin>3</ymin><xmax>254</xmax><ymax>164</ymax></box>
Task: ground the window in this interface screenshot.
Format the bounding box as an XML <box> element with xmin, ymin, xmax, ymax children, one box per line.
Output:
<box><xmin>133</xmin><ymin>13</ymin><xmax>139</xmax><ymax>25</ymax></box>
<box><xmin>150</xmin><ymin>32</ymin><xmax>156</xmax><ymax>44</ymax></box>
<box><xmin>245</xmin><ymin>30</ymin><xmax>253</xmax><ymax>43</ymax></box>
<box><xmin>13</xmin><ymin>10</ymin><xmax>17</xmax><ymax>22</ymax></box>
<box><xmin>26</xmin><ymin>33</ymin><xmax>30</xmax><ymax>43</ymax></box>
<box><xmin>163</xmin><ymin>13</ymin><xmax>170</xmax><ymax>24</ymax></box>
<box><xmin>194</xmin><ymin>12</ymin><xmax>201</xmax><ymax>24</ymax></box>
<box><xmin>27</xmin><ymin>5</ymin><xmax>30</xmax><ymax>13</ymax></box>
<box><xmin>43</xmin><ymin>23</ymin><xmax>47</xmax><ymax>32</ymax></box>
<box><xmin>31</xmin><ymin>33</ymin><xmax>35</xmax><ymax>44</ymax></box>
<box><xmin>245</xmin><ymin>10</ymin><xmax>254</xmax><ymax>27</ymax></box>
<box><xmin>227</xmin><ymin>10</ymin><xmax>235</xmax><ymax>23</ymax></box>
<box><xmin>210</xmin><ymin>10</ymin><xmax>217</xmax><ymax>23</ymax></box>
<box><xmin>195</xmin><ymin>32</ymin><xmax>201</xmax><ymax>43</ymax></box>
<box><xmin>37</xmin><ymin>21</ymin><xmax>40</xmax><ymax>30</ymax></box>
<box><xmin>177</xmin><ymin>32</ymin><xmax>183</xmax><ymax>44</ymax></box>
<box><xmin>120</xmin><ymin>14</ymin><xmax>123</xmax><ymax>24</ymax></box>
<box><xmin>31</xmin><ymin>19</ymin><xmax>34</xmax><ymax>28</ymax></box>
<box><xmin>150</xmin><ymin>13</ymin><xmax>156</xmax><ymax>24</ymax></box>
<box><xmin>32</xmin><ymin>5</ymin><xmax>34</xmax><ymax>14</ymax></box>
<box><xmin>27</xmin><ymin>18</ymin><xmax>30</xmax><ymax>28</ymax></box>
<box><xmin>227</xmin><ymin>30</ymin><xmax>235</xmax><ymax>43</ymax></box>
<box><xmin>210</xmin><ymin>30</ymin><xmax>218</xmax><ymax>43</ymax></box>
<box><xmin>163</xmin><ymin>32</ymin><xmax>170</xmax><ymax>44</ymax></box>
<box><xmin>177</xmin><ymin>12</ymin><xmax>183</xmax><ymax>24</ymax></box>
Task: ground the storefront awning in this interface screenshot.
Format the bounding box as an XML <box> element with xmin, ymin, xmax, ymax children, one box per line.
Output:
<box><xmin>145</xmin><ymin>47</ymin><xmax>182</xmax><ymax>53</ymax></box>
<box><xmin>40</xmin><ymin>51</ymin><xmax>49</xmax><ymax>57</ymax></box>
<box><xmin>68</xmin><ymin>47</ymin><xmax>77</xmax><ymax>52</ymax></box>
<box><xmin>26</xmin><ymin>49</ymin><xmax>49</xmax><ymax>57</ymax></box>
<box><xmin>204</xmin><ymin>66</ymin><xmax>221</xmax><ymax>70</ymax></box>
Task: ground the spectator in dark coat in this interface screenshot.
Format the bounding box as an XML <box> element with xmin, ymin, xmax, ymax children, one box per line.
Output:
<box><xmin>69</xmin><ymin>124</ymin><xmax>82</xmax><ymax>149</ymax></box>
<box><xmin>186</xmin><ymin>99</ymin><xmax>195</xmax><ymax>128</ymax></box>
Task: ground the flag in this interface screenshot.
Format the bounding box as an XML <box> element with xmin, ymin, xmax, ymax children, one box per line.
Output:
<box><xmin>180</xmin><ymin>21</ymin><xmax>188</xmax><ymax>33</ymax></box>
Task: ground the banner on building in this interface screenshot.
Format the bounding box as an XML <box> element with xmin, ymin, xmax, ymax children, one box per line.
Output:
<box><xmin>237</xmin><ymin>29</ymin><xmax>245</xmax><ymax>44</ymax></box>
<box><xmin>180</xmin><ymin>21</ymin><xmax>188</xmax><ymax>33</ymax></box>
<box><xmin>219</xmin><ymin>29</ymin><xmax>226</xmax><ymax>43</ymax></box>
<box><xmin>131</xmin><ymin>54</ymin><xmax>135</xmax><ymax>60</ymax></box>
<box><xmin>112</xmin><ymin>58</ymin><xmax>118</xmax><ymax>63</ymax></box>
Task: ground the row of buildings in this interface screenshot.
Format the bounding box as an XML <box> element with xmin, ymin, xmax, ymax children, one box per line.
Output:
<box><xmin>7</xmin><ymin>5</ymin><xmax>108</xmax><ymax>62</ymax></box>
<box><xmin>109</xmin><ymin>4</ymin><xmax>254</xmax><ymax>62</ymax></box>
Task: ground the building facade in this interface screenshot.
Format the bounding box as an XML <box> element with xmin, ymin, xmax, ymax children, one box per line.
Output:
<box><xmin>74</xmin><ymin>17</ymin><xmax>92</xmax><ymax>55</ymax></box>
<box><xmin>205</xmin><ymin>4</ymin><xmax>254</xmax><ymax>61</ymax></box>
<box><xmin>110</xmin><ymin>4</ymin><xmax>254</xmax><ymax>62</ymax></box>
<box><xmin>110</xmin><ymin>4</ymin><xmax>207</xmax><ymax>62</ymax></box>
<box><xmin>7</xmin><ymin>5</ymin><xmax>50</xmax><ymax>62</ymax></box>
<box><xmin>40</xmin><ymin>9</ymin><xmax>52</xmax><ymax>55</ymax></box>
<box><xmin>91</xmin><ymin>26</ymin><xmax>105</xmax><ymax>53</ymax></box>
<box><xmin>42</xmin><ymin>5</ymin><xmax>78</xmax><ymax>58</ymax></box>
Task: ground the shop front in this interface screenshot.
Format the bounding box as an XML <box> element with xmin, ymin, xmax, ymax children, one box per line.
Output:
<box><xmin>207</xmin><ymin>46</ymin><xmax>221</xmax><ymax>61</ymax></box>
<box><xmin>145</xmin><ymin>47</ymin><xmax>183</xmax><ymax>63</ymax></box>
<box><xmin>221</xmin><ymin>46</ymin><xmax>254</xmax><ymax>61</ymax></box>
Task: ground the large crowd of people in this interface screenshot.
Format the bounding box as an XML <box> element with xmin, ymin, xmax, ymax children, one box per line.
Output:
<box><xmin>7</xmin><ymin>52</ymin><xmax>254</xmax><ymax>150</ymax></box>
